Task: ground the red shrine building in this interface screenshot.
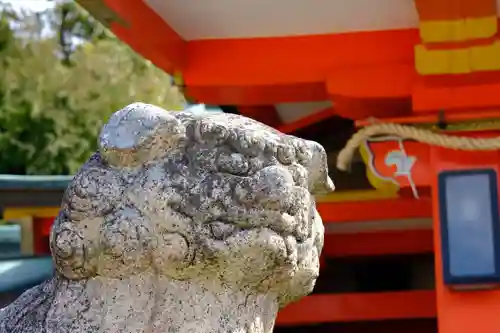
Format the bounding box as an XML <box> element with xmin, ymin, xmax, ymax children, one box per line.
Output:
<box><xmin>7</xmin><ymin>0</ymin><xmax>500</xmax><ymax>332</ymax></box>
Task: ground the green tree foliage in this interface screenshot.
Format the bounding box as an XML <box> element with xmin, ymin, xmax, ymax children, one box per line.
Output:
<box><xmin>50</xmin><ymin>0</ymin><xmax>112</xmax><ymax>63</ymax></box>
<box><xmin>0</xmin><ymin>1</ymin><xmax>185</xmax><ymax>175</ymax></box>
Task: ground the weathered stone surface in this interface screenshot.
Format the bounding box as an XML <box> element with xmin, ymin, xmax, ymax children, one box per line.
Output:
<box><xmin>0</xmin><ymin>103</ymin><xmax>334</xmax><ymax>333</ymax></box>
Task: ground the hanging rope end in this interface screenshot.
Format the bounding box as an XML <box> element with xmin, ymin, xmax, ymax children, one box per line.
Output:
<box><xmin>336</xmin><ymin>149</ymin><xmax>354</xmax><ymax>172</ymax></box>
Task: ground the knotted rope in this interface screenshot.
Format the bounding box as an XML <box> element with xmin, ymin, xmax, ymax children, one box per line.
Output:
<box><xmin>336</xmin><ymin>122</ymin><xmax>500</xmax><ymax>171</ymax></box>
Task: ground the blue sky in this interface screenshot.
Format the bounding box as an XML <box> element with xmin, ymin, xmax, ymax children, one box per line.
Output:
<box><xmin>2</xmin><ymin>0</ymin><xmax>55</xmax><ymax>12</ymax></box>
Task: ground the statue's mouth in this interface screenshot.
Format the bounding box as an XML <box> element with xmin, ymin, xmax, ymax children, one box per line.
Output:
<box><xmin>202</xmin><ymin>177</ymin><xmax>316</xmax><ymax>240</ymax></box>
<box><xmin>202</xmin><ymin>203</ymin><xmax>320</xmax><ymax>262</ymax></box>
<box><xmin>204</xmin><ymin>205</ymin><xmax>314</xmax><ymax>244</ymax></box>
<box><xmin>202</xmin><ymin>222</ymin><xmax>318</xmax><ymax>272</ymax></box>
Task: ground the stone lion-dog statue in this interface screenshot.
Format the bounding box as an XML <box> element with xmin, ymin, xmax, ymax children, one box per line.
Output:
<box><xmin>0</xmin><ymin>103</ymin><xmax>334</xmax><ymax>333</ymax></box>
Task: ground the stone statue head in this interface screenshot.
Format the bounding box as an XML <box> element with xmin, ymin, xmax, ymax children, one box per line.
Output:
<box><xmin>1</xmin><ymin>103</ymin><xmax>334</xmax><ymax>333</ymax></box>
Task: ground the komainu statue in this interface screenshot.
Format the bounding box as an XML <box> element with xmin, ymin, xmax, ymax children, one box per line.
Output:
<box><xmin>0</xmin><ymin>103</ymin><xmax>334</xmax><ymax>333</ymax></box>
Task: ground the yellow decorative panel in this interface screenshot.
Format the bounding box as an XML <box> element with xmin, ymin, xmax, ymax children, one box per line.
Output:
<box><xmin>420</xmin><ymin>16</ymin><xmax>497</xmax><ymax>43</ymax></box>
<box><xmin>415</xmin><ymin>41</ymin><xmax>500</xmax><ymax>75</ymax></box>
<box><xmin>466</xmin><ymin>16</ymin><xmax>497</xmax><ymax>41</ymax></box>
<box><xmin>470</xmin><ymin>40</ymin><xmax>500</xmax><ymax>71</ymax></box>
<box><xmin>3</xmin><ymin>207</ymin><xmax>59</xmax><ymax>220</ymax></box>
<box><xmin>415</xmin><ymin>45</ymin><xmax>470</xmax><ymax>75</ymax></box>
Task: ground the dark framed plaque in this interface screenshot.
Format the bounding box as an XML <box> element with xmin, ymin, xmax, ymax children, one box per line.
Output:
<box><xmin>438</xmin><ymin>169</ymin><xmax>500</xmax><ymax>285</ymax></box>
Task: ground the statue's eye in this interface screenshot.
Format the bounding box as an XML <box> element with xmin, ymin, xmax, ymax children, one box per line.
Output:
<box><xmin>216</xmin><ymin>152</ymin><xmax>249</xmax><ymax>175</ymax></box>
<box><xmin>277</xmin><ymin>145</ymin><xmax>295</xmax><ymax>165</ymax></box>
<box><xmin>195</xmin><ymin>120</ymin><xmax>229</xmax><ymax>145</ymax></box>
<box><xmin>208</xmin><ymin>222</ymin><xmax>236</xmax><ymax>240</ymax></box>
<box><xmin>294</xmin><ymin>141</ymin><xmax>312</xmax><ymax>164</ymax></box>
<box><xmin>209</xmin><ymin>124</ymin><xmax>229</xmax><ymax>144</ymax></box>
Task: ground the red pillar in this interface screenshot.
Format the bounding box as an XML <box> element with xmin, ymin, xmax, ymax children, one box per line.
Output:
<box><xmin>33</xmin><ymin>217</ymin><xmax>54</xmax><ymax>255</ymax></box>
<box><xmin>431</xmin><ymin>147</ymin><xmax>500</xmax><ymax>333</ymax></box>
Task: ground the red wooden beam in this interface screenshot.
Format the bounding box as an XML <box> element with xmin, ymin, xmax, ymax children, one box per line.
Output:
<box><xmin>276</xmin><ymin>291</ymin><xmax>437</xmax><ymax>325</ymax></box>
<box><xmin>105</xmin><ymin>0</ymin><xmax>186</xmax><ymax>74</ymax></box>
<box><xmin>323</xmin><ymin>229</ymin><xmax>434</xmax><ymax>257</ymax></box>
<box><xmin>317</xmin><ymin>197</ymin><xmax>433</xmax><ymax>222</ymax></box>
<box><xmin>238</xmin><ymin>105</ymin><xmax>283</xmax><ymax>128</ymax></box>
<box><xmin>279</xmin><ymin>320</ymin><xmax>437</xmax><ymax>333</ymax></box>
<box><xmin>277</xmin><ymin>107</ymin><xmax>335</xmax><ymax>133</ymax></box>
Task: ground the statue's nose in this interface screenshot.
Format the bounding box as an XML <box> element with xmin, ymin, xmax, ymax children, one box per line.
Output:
<box><xmin>313</xmin><ymin>175</ymin><xmax>335</xmax><ymax>194</ymax></box>
<box><xmin>305</xmin><ymin>141</ymin><xmax>335</xmax><ymax>195</ymax></box>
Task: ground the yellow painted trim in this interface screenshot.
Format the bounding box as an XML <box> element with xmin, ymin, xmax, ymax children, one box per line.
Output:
<box><xmin>359</xmin><ymin>141</ymin><xmax>400</xmax><ymax>194</ymax></box>
<box><xmin>420</xmin><ymin>16</ymin><xmax>497</xmax><ymax>43</ymax></box>
<box><xmin>172</xmin><ymin>70</ymin><xmax>195</xmax><ymax>105</ymax></box>
<box><xmin>470</xmin><ymin>40</ymin><xmax>500</xmax><ymax>71</ymax></box>
<box><xmin>415</xmin><ymin>44</ymin><xmax>469</xmax><ymax>75</ymax></box>
<box><xmin>315</xmin><ymin>190</ymin><xmax>397</xmax><ymax>203</ymax></box>
<box><xmin>466</xmin><ymin>16</ymin><xmax>498</xmax><ymax>42</ymax></box>
<box><xmin>3</xmin><ymin>207</ymin><xmax>59</xmax><ymax>220</ymax></box>
<box><xmin>415</xmin><ymin>40</ymin><xmax>500</xmax><ymax>75</ymax></box>
<box><xmin>17</xmin><ymin>217</ymin><xmax>35</xmax><ymax>255</ymax></box>
<box><xmin>173</xmin><ymin>70</ymin><xmax>184</xmax><ymax>87</ymax></box>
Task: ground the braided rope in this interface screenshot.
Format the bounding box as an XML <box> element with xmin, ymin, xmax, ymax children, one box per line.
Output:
<box><xmin>337</xmin><ymin>122</ymin><xmax>500</xmax><ymax>171</ymax></box>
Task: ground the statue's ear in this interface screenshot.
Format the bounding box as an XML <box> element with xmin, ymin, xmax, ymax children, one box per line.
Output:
<box><xmin>98</xmin><ymin>103</ymin><xmax>186</xmax><ymax>167</ymax></box>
